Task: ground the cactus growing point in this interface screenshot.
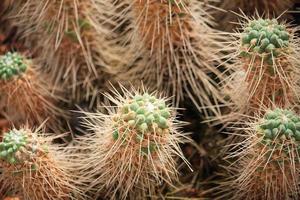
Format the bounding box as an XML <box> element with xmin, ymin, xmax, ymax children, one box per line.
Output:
<box><xmin>0</xmin><ymin>52</ymin><xmax>27</xmax><ymax>80</ymax></box>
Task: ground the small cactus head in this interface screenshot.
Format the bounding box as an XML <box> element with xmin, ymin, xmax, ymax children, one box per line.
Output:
<box><xmin>0</xmin><ymin>52</ymin><xmax>27</xmax><ymax>80</ymax></box>
<box><xmin>0</xmin><ymin>129</ymin><xmax>28</xmax><ymax>164</ymax></box>
<box><xmin>259</xmin><ymin>109</ymin><xmax>300</xmax><ymax>143</ymax></box>
<box><xmin>112</xmin><ymin>92</ymin><xmax>172</xmax><ymax>155</ymax></box>
<box><xmin>241</xmin><ymin>18</ymin><xmax>290</xmax><ymax>61</ymax></box>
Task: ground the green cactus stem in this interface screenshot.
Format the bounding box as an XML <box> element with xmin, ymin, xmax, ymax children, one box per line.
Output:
<box><xmin>0</xmin><ymin>52</ymin><xmax>27</xmax><ymax>80</ymax></box>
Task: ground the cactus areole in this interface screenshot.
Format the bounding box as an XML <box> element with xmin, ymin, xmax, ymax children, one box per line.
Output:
<box><xmin>241</xmin><ymin>19</ymin><xmax>290</xmax><ymax>62</ymax></box>
<box><xmin>0</xmin><ymin>52</ymin><xmax>27</xmax><ymax>80</ymax></box>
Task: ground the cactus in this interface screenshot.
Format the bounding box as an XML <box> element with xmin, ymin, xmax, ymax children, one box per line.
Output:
<box><xmin>74</xmin><ymin>87</ymin><xmax>189</xmax><ymax>199</ymax></box>
<box><xmin>5</xmin><ymin>0</ymin><xmax>116</xmax><ymax>102</ymax></box>
<box><xmin>213</xmin><ymin>0</ymin><xmax>295</xmax><ymax>31</ymax></box>
<box><xmin>218</xmin><ymin>108</ymin><xmax>300</xmax><ymax>199</ymax></box>
<box><xmin>0</xmin><ymin>128</ymin><xmax>84</xmax><ymax>200</ymax></box>
<box><xmin>0</xmin><ymin>52</ymin><xmax>65</xmax><ymax>131</ymax></box>
<box><xmin>109</xmin><ymin>0</ymin><xmax>226</xmax><ymax>116</ymax></box>
<box><xmin>223</xmin><ymin>17</ymin><xmax>300</xmax><ymax>120</ymax></box>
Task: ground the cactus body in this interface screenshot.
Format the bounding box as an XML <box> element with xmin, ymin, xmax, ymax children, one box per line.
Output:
<box><xmin>73</xmin><ymin>87</ymin><xmax>189</xmax><ymax>199</ymax></box>
<box><xmin>223</xmin><ymin>17</ymin><xmax>300</xmax><ymax>121</ymax></box>
<box><xmin>220</xmin><ymin>109</ymin><xmax>300</xmax><ymax>199</ymax></box>
<box><xmin>109</xmin><ymin>0</ymin><xmax>226</xmax><ymax>116</ymax></box>
<box><xmin>5</xmin><ymin>0</ymin><xmax>116</xmax><ymax>102</ymax></box>
<box><xmin>0</xmin><ymin>52</ymin><xmax>64</xmax><ymax>131</ymax></box>
<box><xmin>0</xmin><ymin>128</ymin><xmax>84</xmax><ymax>200</ymax></box>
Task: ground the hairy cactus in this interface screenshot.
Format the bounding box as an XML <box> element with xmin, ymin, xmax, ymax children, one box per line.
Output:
<box><xmin>0</xmin><ymin>52</ymin><xmax>65</xmax><ymax>131</ymax></box>
<box><xmin>108</xmin><ymin>0</ymin><xmax>226</xmax><ymax>116</ymax></box>
<box><xmin>74</xmin><ymin>87</ymin><xmax>189</xmax><ymax>199</ymax></box>
<box><xmin>223</xmin><ymin>17</ymin><xmax>300</xmax><ymax>120</ymax></box>
<box><xmin>5</xmin><ymin>0</ymin><xmax>116</xmax><ymax>101</ymax></box>
<box><xmin>213</xmin><ymin>0</ymin><xmax>295</xmax><ymax>31</ymax></box>
<box><xmin>218</xmin><ymin>108</ymin><xmax>300</xmax><ymax>199</ymax></box>
<box><xmin>0</xmin><ymin>128</ymin><xmax>84</xmax><ymax>200</ymax></box>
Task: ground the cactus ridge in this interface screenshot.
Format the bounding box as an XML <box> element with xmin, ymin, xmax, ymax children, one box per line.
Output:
<box><xmin>241</xmin><ymin>19</ymin><xmax>290</xmax><ymax>60</ymax></box>
<box><xmin>259</xmin><ymin>109</ymin><xmax>300</xmax><ymax>142</ymax></box>
<box><xmin>0</xmin><ymin>52</ymin><xmax>27</xmax><ymax>80</ymax></box>
<box><xmin>0</xmin><ymin>130</ymin><xmax>28</xmax><ymax>164</ymax></box>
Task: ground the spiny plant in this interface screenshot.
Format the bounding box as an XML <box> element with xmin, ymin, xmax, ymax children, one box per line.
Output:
<box><xmin>6</xmin><ymin>0</ymin><xmax>116</xmax><ymax>101</ymax></box>
<box><xmin>222</xmin><ymin>16</ymin><xmax>300</xmax><ymax>120</ymax></box>
<box><xmin>0</xmin><ymin>128</ymin><xmax>84</xmax><ymax>200</ymax></box>
<box><xmin>74</xmin><ymin>86</ymin><xmax>190</xmax><ymax>199</ymax></box>
<box><xmin>213</xmin><ymin>0</ymin><xmax>295</xmax><ymax>31</ymax></box>
<box><xmin>217</xmin><ymin>108</ymin><xmax>300</xmax><ymax>199</ymax></box>
<box><xmin>109</xmin><ymin>0</ymin><xmax>227</xmax><ymax>116</ymax></box>
<box><xmin>0</xmin><ymin>52</ymin><xmax>65</xmax><ymax>131</ymax></box>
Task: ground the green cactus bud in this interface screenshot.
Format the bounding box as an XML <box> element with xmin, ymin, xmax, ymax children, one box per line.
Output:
<box><xmin>259</xmin><ymin>109</ymin><xmax>300</xmax><ymax>145</ymax></box>
<box><xmin>113</xmin><ymin>93</ymin><xmax>172</xmax><ymax>155</ymax></box>
<box><xmin>241</xmin><ymin>18</ymin><xmax>290</xmax><ymax>57</ymax></box>
<box><xmin>0</xmin><ymin>52</ymin><xmax>27</xmax><ymax>80</ymax></box>
<box><xmin>0</xmin><ymin>129</ymin><xmax>28</xmax><ymax>164</ymax></box>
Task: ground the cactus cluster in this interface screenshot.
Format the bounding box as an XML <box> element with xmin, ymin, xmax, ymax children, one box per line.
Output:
<box><xmin>0</xmin><ymin>52</ymin><xmax>27</xmax><ymax>80</ymax></box>
<box><xmin>259</xmin><ymin>109</ymin><xmax>300</xmax><ymax>141</ymax></box>
<box><xmin>241</xmin><ymin>19</ymin><xmax>290</xmax><ymax>63</ymax></box>
<box><xmin>0</xmin><ymin>129</ymin><xmax>28</xmax><ymax>164</ymax></box>
<box><xmin>0</xmin><ymin>0</ymin><xmax>299</xmax><ymax>199</ymax></box>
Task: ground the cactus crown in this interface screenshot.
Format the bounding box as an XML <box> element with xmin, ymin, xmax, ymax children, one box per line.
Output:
<box><xmin>0</xmin><ymin>129</ymin><xmax>28</xmax><ymax>164</ymax></box>
<box><xmin>116</xmin><ymin>93</ymin><xmax>171</xmax><ymax>134</ymax></box>
<box><xmin>241</xmin><ymin>19</ymin><xmax>290</xmax><ymax>58</ymax></box>
<box><xmin>259</xmin><ymin>109</ymin><xmax>300</xmax><ymax>142</ymax></box>
<box><xmin>112</xmin><ymin>93</ymin><xmax>171</xmax><ymax>154</ymax></box>
<box><xmin>0</xmin><ymin>52</ymin><xmax>27</xmax><ymax>80</ymax></box>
